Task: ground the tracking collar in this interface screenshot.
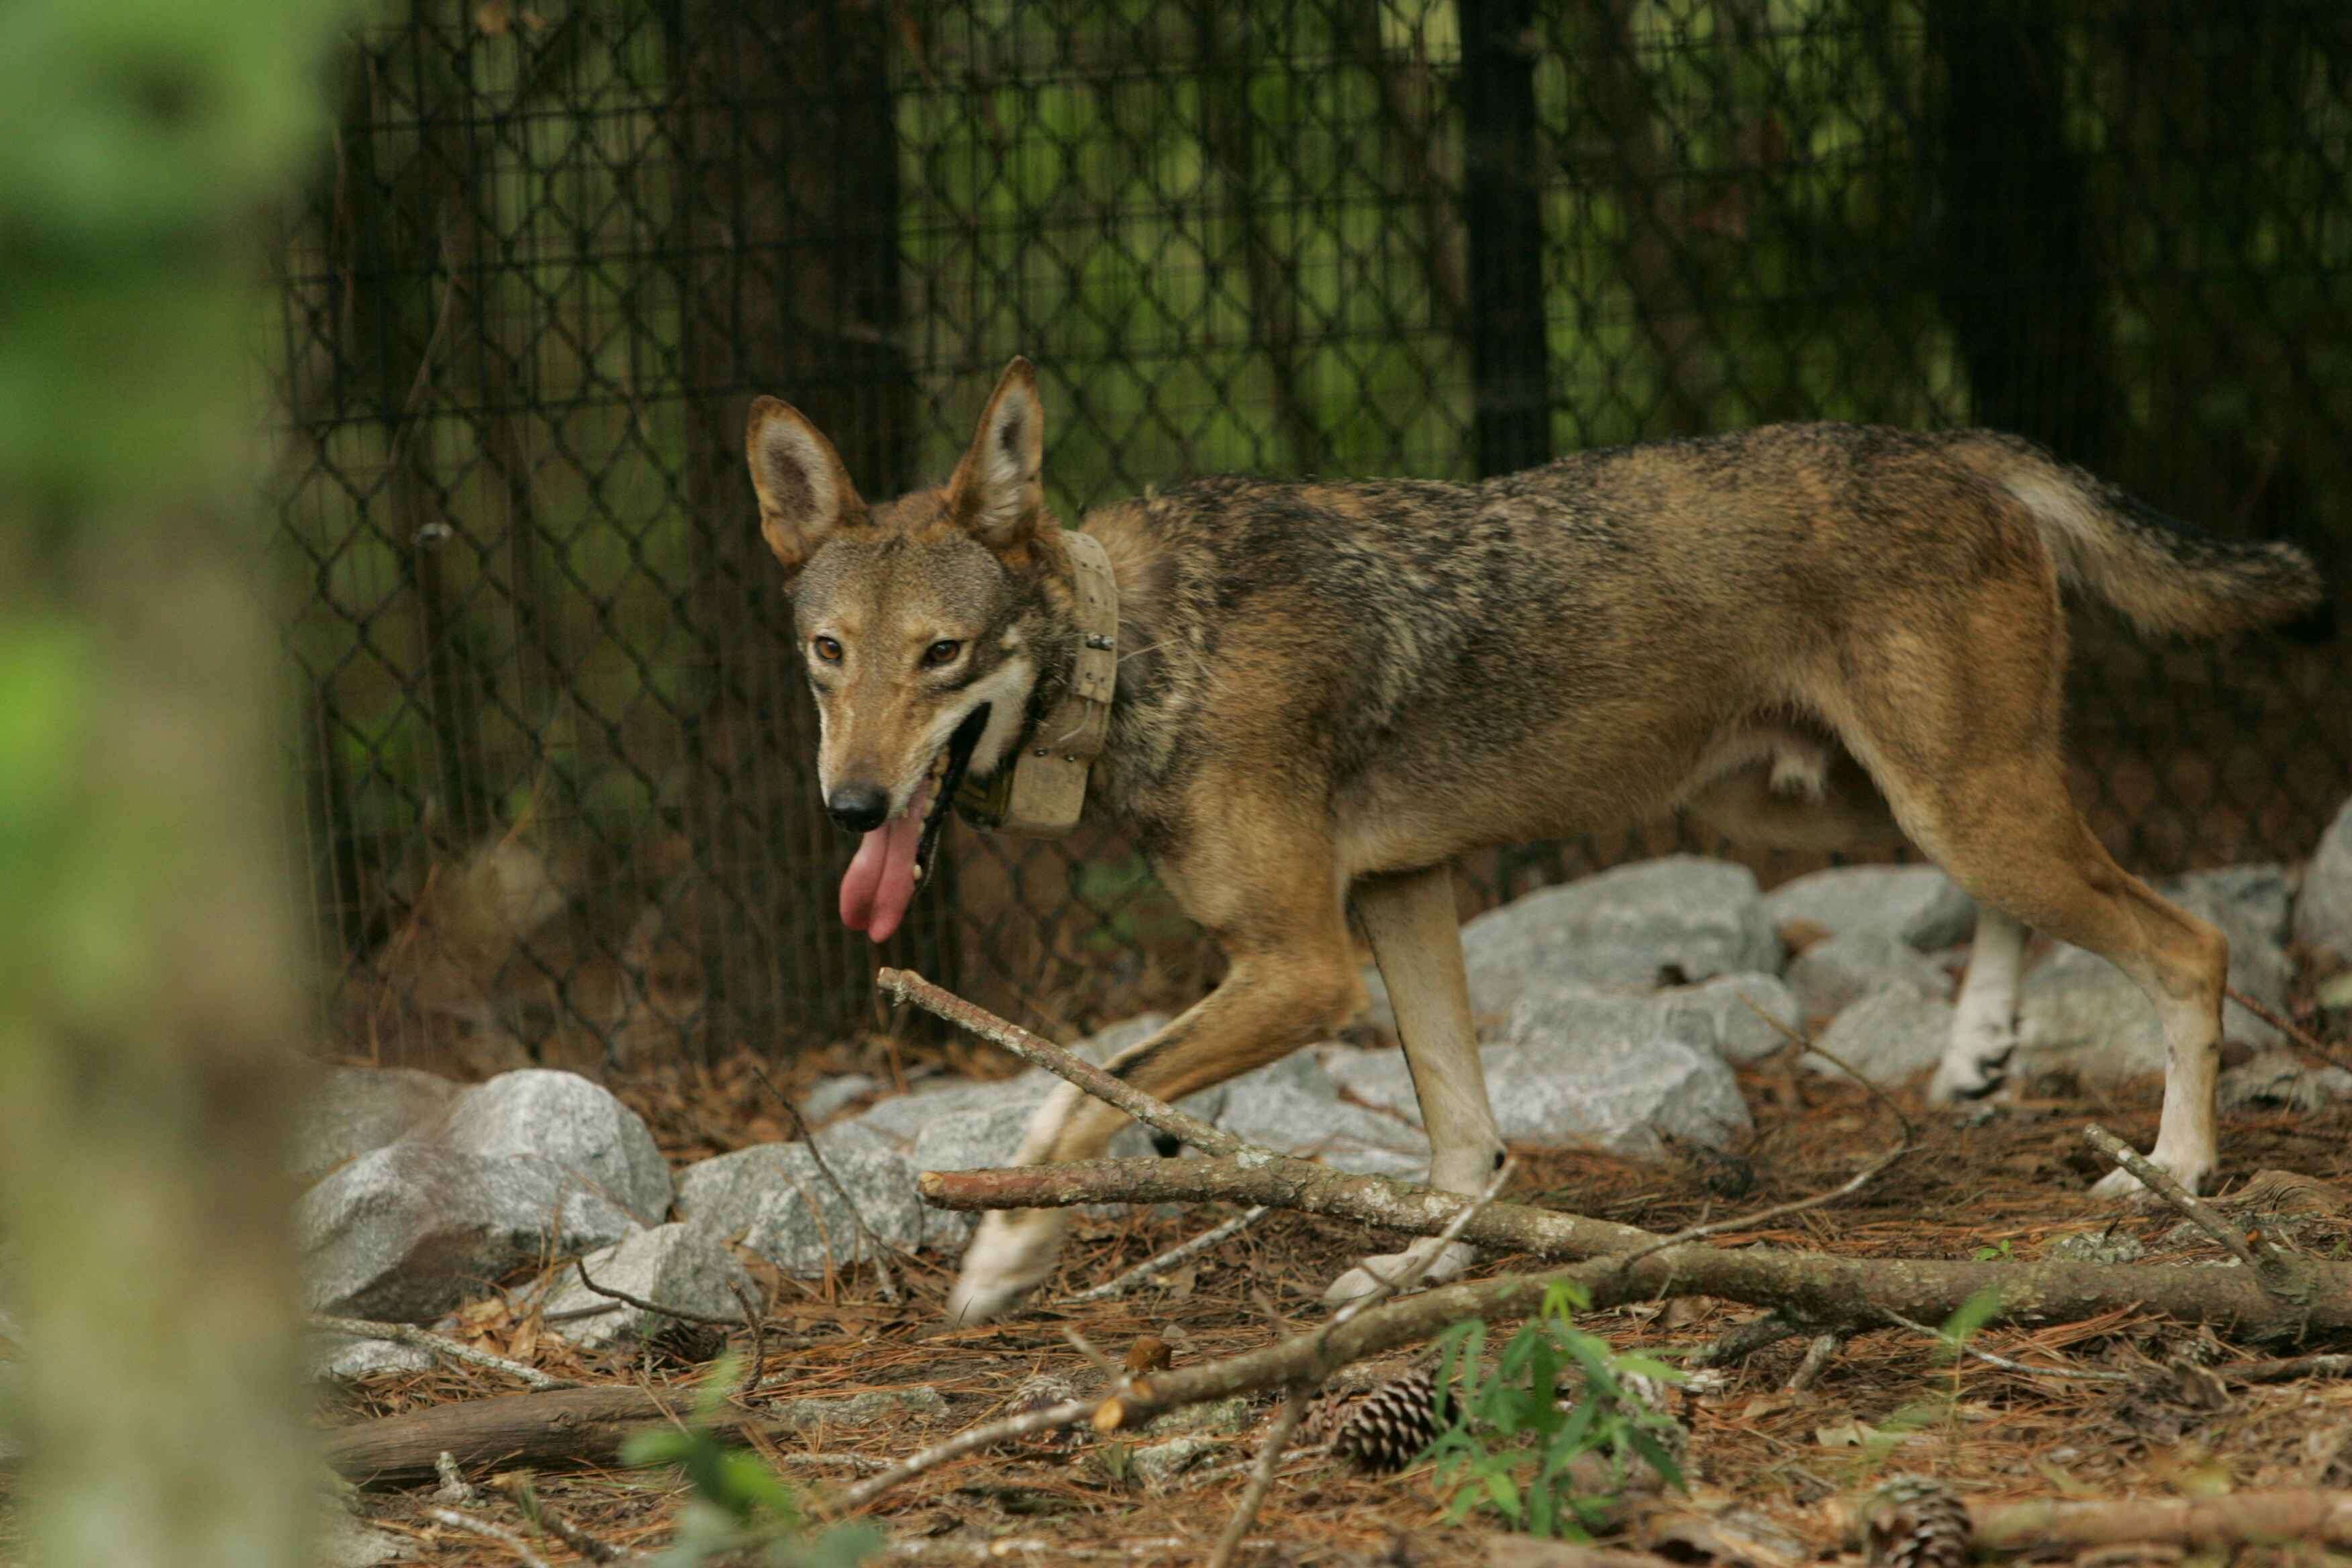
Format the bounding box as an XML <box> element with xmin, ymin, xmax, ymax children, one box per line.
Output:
<box><xmin>953</xmin><ymin>529</ymin><xmax>1117</xmax><ymax>837</ymax></box>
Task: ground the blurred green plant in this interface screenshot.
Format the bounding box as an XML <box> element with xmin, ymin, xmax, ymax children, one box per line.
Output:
<box><xmin>620</xmin><ymin>1358</ymin><xmax>883</xmax><ymax>1567</ymax></box>
<box><xmin>1422</xmin><ymin>1280</ymin><xmax>1687</xmax><ymax>1538</ymax></box>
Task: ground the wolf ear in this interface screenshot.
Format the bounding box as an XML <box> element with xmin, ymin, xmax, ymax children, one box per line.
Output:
<box><xmin>946</xmin><ymin>357</ymin><xmax>1046</xmax><ymax>554</ymax></box>
<box><xmin>746</xmin><ymin>396</ymin><xmax>865</xmax><ymax>577</ymax></box>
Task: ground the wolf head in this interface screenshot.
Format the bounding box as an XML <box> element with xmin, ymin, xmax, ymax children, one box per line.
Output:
<box><xmin>746</xmin><ymin>358</ymin><xmax>1069</xmax><ymax>943</ymax></box>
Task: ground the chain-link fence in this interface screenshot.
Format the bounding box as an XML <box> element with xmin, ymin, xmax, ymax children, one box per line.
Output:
<box><xmin>269</xmin><ymin>0</ymin><xmax>2352</xmax><ymax>1071</ymax></box>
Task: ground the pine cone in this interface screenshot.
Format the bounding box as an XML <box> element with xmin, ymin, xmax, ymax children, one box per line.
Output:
<box><xmin>1329</xmin><ymin>1367</ymin><xmax>1451</xmax><ymax>1473</ymax></box>
<box><xmin>1862</xmin><ymin>1475</ymin><xmax>1971</xmax><ymax>1568</ymax></box>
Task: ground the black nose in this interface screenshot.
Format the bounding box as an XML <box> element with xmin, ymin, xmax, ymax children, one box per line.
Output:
<box><xmin>826</xmin><ymin>784</ymin><xmax>891</xmax><ymax>834</ymax></box>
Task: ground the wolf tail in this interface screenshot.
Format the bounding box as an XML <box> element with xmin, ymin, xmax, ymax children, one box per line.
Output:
<box><xmin>1951</xmin><ymin>432</ymin><xmax>2323</xmax><ymax>638</ymax></box>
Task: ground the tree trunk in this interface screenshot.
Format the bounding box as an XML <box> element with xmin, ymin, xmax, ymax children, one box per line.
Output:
<box><xmin>0</xmin><ymin>7</ymin><xmax>346</xmax><ymax>1563</ymax></box>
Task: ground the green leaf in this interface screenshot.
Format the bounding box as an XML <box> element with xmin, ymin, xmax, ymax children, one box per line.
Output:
<box><xmin>1937</xmin><ymin>1286</ymin><xmax>2005</xmax><ymax>1356</ymax></box>
<box><xmin>1625</xmin><ymin>1425</ymin><xmax>1687</xmax><ymax>1493</ymax></box>
<box><xmin>1485</xmin><ymin>1469</ymin><xmax>1523</xmax><ymax>1522</ymax></box>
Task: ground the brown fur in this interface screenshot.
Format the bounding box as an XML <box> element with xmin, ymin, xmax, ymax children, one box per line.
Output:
<box><xmin>744</xmin><ymin>360</ymin><xmax>2324</xmax><ymax>1322</ymax></box>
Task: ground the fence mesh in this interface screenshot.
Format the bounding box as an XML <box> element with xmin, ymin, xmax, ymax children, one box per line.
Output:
<box><xmin>268</xmin><ymin>0</ymin><xmax>2352</xmax><ymax>1069</ymax></box>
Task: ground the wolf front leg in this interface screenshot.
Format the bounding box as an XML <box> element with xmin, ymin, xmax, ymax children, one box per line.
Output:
<box><xmin>1322</xmin><ymin>865</ymin><xmax>1506</xmax><ymax>1306</ymax></box>
<box><xmin>1928</xmin><ymin>905</ymin><xmax>2027</xmax><ymax>1104</ymax></box>
<box><xmin>944</xmin><ymin>938</ymin><xmax>1363</xmax><ymax>1324</ymax></box>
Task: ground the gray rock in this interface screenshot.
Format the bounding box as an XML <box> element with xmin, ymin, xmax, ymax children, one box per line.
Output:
<box><xmin>770</xmin><ymin>1386</ymin><xmax>946</xmax><ymax>1428</ymax></box>
<box><xmin>801</xmin><ymin>1073</ymin><xmax>879</xmax><ymax>1124</ymax></box>
<box><xmin>2164</xmin><ymin>865</ymin><xmax>2294</xmax><ymax>948</ymax></box>
<box><xmin>299</xmin><ymin>1142</ymin><xmax>641</xmax><ymax>1320</ymax></box>
<box><xmin>2295</xmin><ymin>797</ymin><xmax>2352</xmax><ymax>961</ymax></box>
<box><xmin>677</xmin><ymin>1135</ymin><xmax>945</xmax><ymax>1277</ymax></box>
<box><xmin>2045</xmin><ymin>1230</ymin><xmax>2145</xmax><ymax>1265</ymax></box>
<box><xmin>1500</xmin><ymin>1030</ymin><xmax>1752</xmax><ymax>1155</ymax></box>
<box><xmin>319</xmin><ymin>1514</ymin><xmax>411</xmax><ymax>1568</ymax></box>
<box><xmin>1806</xmin><ymin>986</ymin><xmax>1957</xmax><ymax>1086</ymax></box>
<box><xmin>292</xmin><ymin>1066</ymin><xmax>460</xmax><ymax>1185</ymax></box>
<box><xmin>1143</xmin><ymin>1395</ymin><xmax>1253</xmax><ymax>1436</ymax></box>
<box><xmin>1458</xmin><ymin>858</ymin><xmax>1783</xmax><ymax>1016</ymax></box>
<box><xmin>1761</xmin><ymin>865</ymin><xmax>1977</xmax><ymax>950</ymax></box>
<box><xmin>429</xmin><ymin>1069</ymin><xmax>672</xmax><ymax>1223</ymax></box>
<box><xmin>1130</xmin><ymin>1434</ymin><xmax>1220</xmax><ymax>1485</ymax></box>
<box><xmin>2219</xmin><ymin>1050</ymin><xmax>2352</xmax><ymax>1114</ymax></box>
<box><xmin>306</xmin><ymin>1330</ymin><xmax>436</xmax><ymax>1381</ymax></box>
<box><xmin>542</xmin><ymin>1223</ymin><xmax>756</xmax><ymax>1349</ymax></box>
<box><xmin>1212</xmin><ymin>1069</ymin><xmax>1430</xmax><ymax>1178</ymax></box>
<box><xmin>1506</xmin><ymin>973</ymin><xmax>1802</xmax><ymax>1067</ymax></box>
<box><xmin>912</xmin><ymin>1101</ymin><xmax>1038</xmax><ymax>1176</ymax></box>
<box><xmin>1787</xmin><ymin>930</ymin><xmax>1952</xmax><ymax>1020</ymax></box>
<box><xmin>852</xmin><ymin>1013</ymin><xmax>1179</xmax><ymax>1146</ymax></box>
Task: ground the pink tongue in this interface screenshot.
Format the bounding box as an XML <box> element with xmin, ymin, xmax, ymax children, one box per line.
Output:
<box><xmin>837</xmin><ymin>783</ymin><xmax>932</xmax><ymax>944</ymax></box>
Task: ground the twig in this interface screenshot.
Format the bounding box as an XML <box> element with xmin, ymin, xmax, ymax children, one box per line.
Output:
<box><xmin>1874</xmin><ymin>1305</ymin><xmax>2136</xmax><ymax>1383</ymax></box>
<box><xmin>2227</xmin><ymin>983</ymin><xmax>2352</xmax><ymax>1074</ymax></box>
<box><xmin>750</xmin><ymin>1061</ymin><xmax>903</xmax><ymax>1304</ymax></box>
<box><xmin>312</xmin><ymin>1314</ymin><xmax>577</xmax><ymax>1391</ymax></box>
<box><xmin>497</xmin><ymin>1473</ymin><xmax>636</xmax><ymax>1564</ymax></box>
<box><xmin>570</xmin><ymin>1256</ymin><xmax>744</xmax><ymax>1330</ymax></box>
<box><xmin>1783</xmin><ymin>1332</ymin><xmax>1843</xmax><ymax>1393</ymax></box>
<box><xmin>731</xmin><ymin>1280</ymin><xmax>766</xmax><ymax>1400</ymax></box>
<box><xmin>2216</xmin><ymin>1352</ymin><xmax>2352</xmax><ymax>1383</ymax></box>
<box><xmin>1061</xmin><ymin>1325</ymin><xmax>1122</xmax><ymax>1381</ymax></box>
<box><xmin>1063</xmin><ymin>1207</ymin><xmax>1273</xmax><ymax>1304</ymax></box>
<box><xmin>433</xmin><ymin>1450</ymin><xmax>475</xmax><ymax>1505</ymax></box>
<box><xmin>830</xmin><ymin>1396</ymin><xmax>1098</xmax><ymax>1514</ymax></box>
<box><xmin>876</xmin><ymin>969</ymin><xmax>1244</xmax><ymax>1159</ymax></box>
<box><xmin>1206</xmin><ymin>1390</ymin><xmax>1308</xmax><ymax>1568</ymax></box>
<box><xmin>2082</xmin><ymin>1124</ymin><xmax>2298</xmax><ymax>1292</ymax></box>
<box><xmin>1690</xmin><ymin>1312</ymin><xmax>1801</xmax><ymax>1370</ymax></box>
<box><xmin>425</xmin><ymin>1506</ymin><xmax>554</xmax><ymax>1568</ymax></box>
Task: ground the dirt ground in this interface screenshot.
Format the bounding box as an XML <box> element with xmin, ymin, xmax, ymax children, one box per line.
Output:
<box><xmin>315</xmin><ymin>1016</ymin><xmax>2352</xmax><ymax>1568</ymax></box>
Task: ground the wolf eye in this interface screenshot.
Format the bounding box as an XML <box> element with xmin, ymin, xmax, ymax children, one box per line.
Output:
<box><xmin>812</xmin><ymin>636</ymin><xmax>842</xmax><ymax>663</ymax></box>
<box><xmin>923</xmin><ymin>639</ymin><xmax>963</xmax><ymax>667</ymax></box>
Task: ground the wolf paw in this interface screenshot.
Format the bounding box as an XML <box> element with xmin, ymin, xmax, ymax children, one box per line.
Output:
<box><xmin>945</xmin><ymin>1210</ymin><xmax>1067</xmax><ymax>1325</ymax></box>
<box><xmin>1926</xmin><ymin>1028</ymin><xmax>2015</xmax><ymax>1107</ymax></box>
<box><xmin>2089</xmin><ymin>1151</ymin><xmax>2215</xmax><ymax>1204</ymax></box>
<box><xmin>1322</xmin><ymin>1239</ymin><xmax>1477</xmax><ymax>1309</ymax></box>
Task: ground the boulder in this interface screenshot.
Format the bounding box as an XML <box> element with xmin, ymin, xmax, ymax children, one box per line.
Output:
<box><xmin>1787</xmin><ymin>930</ymin><xmax>1951</xmax><ymax>1020</ymax></box>
<box><xmin>298</xmin><ymin>1142</ymin><xmax>640</xmax><ymax>1320</ymax></box>
<box><xmin>2294</xmin><ymin>797</ymin><xmax>2352</xmax><ymax>961</ymax></box>
<box><xmin>1456</xmin><ymin>858</ymin><xmax>1783</xmax><ymax>1016</ymax></box>
<box><xmin>1210</xmin><ymin>1058</ymin><xmax>1430</xmax><ymax>1178</ymax></box>
<box><xmin>292</xmin><ymin>1066</ymin><xmax>460</xmax><ymax>1185</ymax></box>
<box><xmin>1805</xmin><ymin>985</ymin><xmax>1957</xmax><ymax>1086</ymax></box>
<box><xmin>1761</xmin><ymin>865</ymin><xmax>1976</xmax><ymax>951</ymax></box>
<box><xmin>2218</xmin><ymin>1050</ymin><xmax>2352</xmax><ymax>1114</ymax></box>
<box><xmin>428</xmin><ymin>1069</ymin><xmax>672</xmax><ymax>1222</ymax></box>
<box><xmin>677</xmin><ymin>1134</ymin><xmax>942</xmax><ymax>1277</ymax></box>
<box><xmin>800</xmin><ymin>1073</ymin><xmax>879</xmax><ymax>1124</ymax></box>
<box><xmin>541</xmin><ymin>1223</ymin><xmax>756</xmax><ymax>1349</ymax></box>
<box><xmin>305</xmin><ymin>1329</ymin><xmax>436</xmax><ymax>1382</ymax></box>
<box><xmin>1500</xmin><ymin>1029</ymin><xmax>1751</xmax><ymax>1156</ymax></box>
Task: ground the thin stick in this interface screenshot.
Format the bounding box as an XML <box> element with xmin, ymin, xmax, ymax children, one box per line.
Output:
<box><xmin>877</xmin><ymin>969</ymin><xmax>1244</xmax><ymax>1159</ymax></box>
<box><xmin>2081</xmin><ymin>1124</ymin><xmax>2292</xmax><ymax>1287</ymax></box>
<box><xmin>1874</xmin><ymin>1305</ymin><xmax>2135</xmax><ymax>1383</ymax></box>
<box><xmin>2226</xmin><ymin>983</ymin><xmax>2352</xmax><ymax>1073</ymax></box>
<box><xmin>312</xmin><ymin>1314</ymin><xmax>577</xmax><ymax>1391</ymax></box>
<box><xmin>2217</xmin><ymin>1352</ymin><xmax>2352</xmax><ymax>1383</ymax></box>
<box><xmin>424</xmin><ymin>1506</ymin><xmax>554</xmax><ymax>1568</ymax></box>
<box><xmin>497</xmin><ymin>1475</ymin><xmax>636</xmax><ymax>1564</ymax></box>
<box><xmin>1691</xmin><ymin>1312</ymin><xmax>1800</xmax><ymax>1370</ymax></box>
<box><xmin>1783</xmin><ymin>1332</ymin><xmax>1843</xmax><ymax>1393</ymax></box>
<box><xmin>730</xmin><ymin>1280</ymin><xmax>766</xmax><ymax>1400</ymax></box>
<box><xmin>1063</xmin><ymin>1206</ymin><xmax>1273</xmax><ymax>1304</ymax></box>
<box><xmin>1206</xmin><ymin>1390</ymin><xmax>1308</xmax><ymax>1568</ymax></box>
<box><xmin>750</xmin><ymin>1061</ymin><xmax>903</xmax><ymax>1304</ymax></box>
<box><xmin>1970</xmin><ymin>1487</ymin><xmax>2352</xmax><ymax>1551</ymax></box>
<box><xmin>830</xmin><ymin>1396</ymin><xmax>1098</xmax><ymax>1514</ymax></box>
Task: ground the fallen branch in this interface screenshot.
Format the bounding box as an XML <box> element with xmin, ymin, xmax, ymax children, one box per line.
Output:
<box><xmin>918</xmin><ymin>1156</ymin><xmax>2352</xmax><ymax>1342</ymax></box>
<box><xmin>1971</xmin><ymin>1487</ymin><xmax>2352</xmax><ymax>1551</ymax></box>
<box><xmin>2082</xmin><ymin>1124</ymin><xmax>2306</xmax><ymax>1299</ymax></box>
<box><xmin>2218</xmin><ymin>1352</ymin><xmax>2352</xmax><ymax>1383</ymax></box>
<box><xmin>312</xmin><ymin>1315</ymin><xmax>578</xmax><ymax>1392</ymax></box>
<box><xmin>828</xmin><ymin>1396</ymin><xmax>1098</xmax><ymax>1514</ymax></box>
<box><xmin>424</xmin><ymin>1506</ymin><xmax>553</xmax><ymax>1568</ymax></box>
<box><xmin>2227</xmin><ymin>983</ymin><xmax>2352</xmax><ymax>1075</ymax></box>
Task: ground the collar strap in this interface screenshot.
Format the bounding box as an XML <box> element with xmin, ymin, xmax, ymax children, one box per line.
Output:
<box><xmin>953</xmin><ymin>529</ymin><xmax>1118</xmax><ymax>837</ymax></box>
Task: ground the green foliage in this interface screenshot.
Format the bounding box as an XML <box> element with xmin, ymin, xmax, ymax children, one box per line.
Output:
<box><xmin>1969</xmin><ymin>1238</ymin><xmax>2014</xmax><ymax>1263</ymax></box>
<box><xmin>1421</xmin><ymin>1281</ymin><xmax>1687</xmax><ymax>1538</ymax></box>
<box><xmin>620</xmin><ymin>1359</ymin><xmax>881</xmax><ymax>1568</ymax></box>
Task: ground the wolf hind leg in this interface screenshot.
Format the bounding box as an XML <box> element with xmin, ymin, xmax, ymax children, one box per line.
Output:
<box><xmin>1323</xmin><ymin>865</ymin><xmax>1506</xmax><ymax>1307</ymax></box>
